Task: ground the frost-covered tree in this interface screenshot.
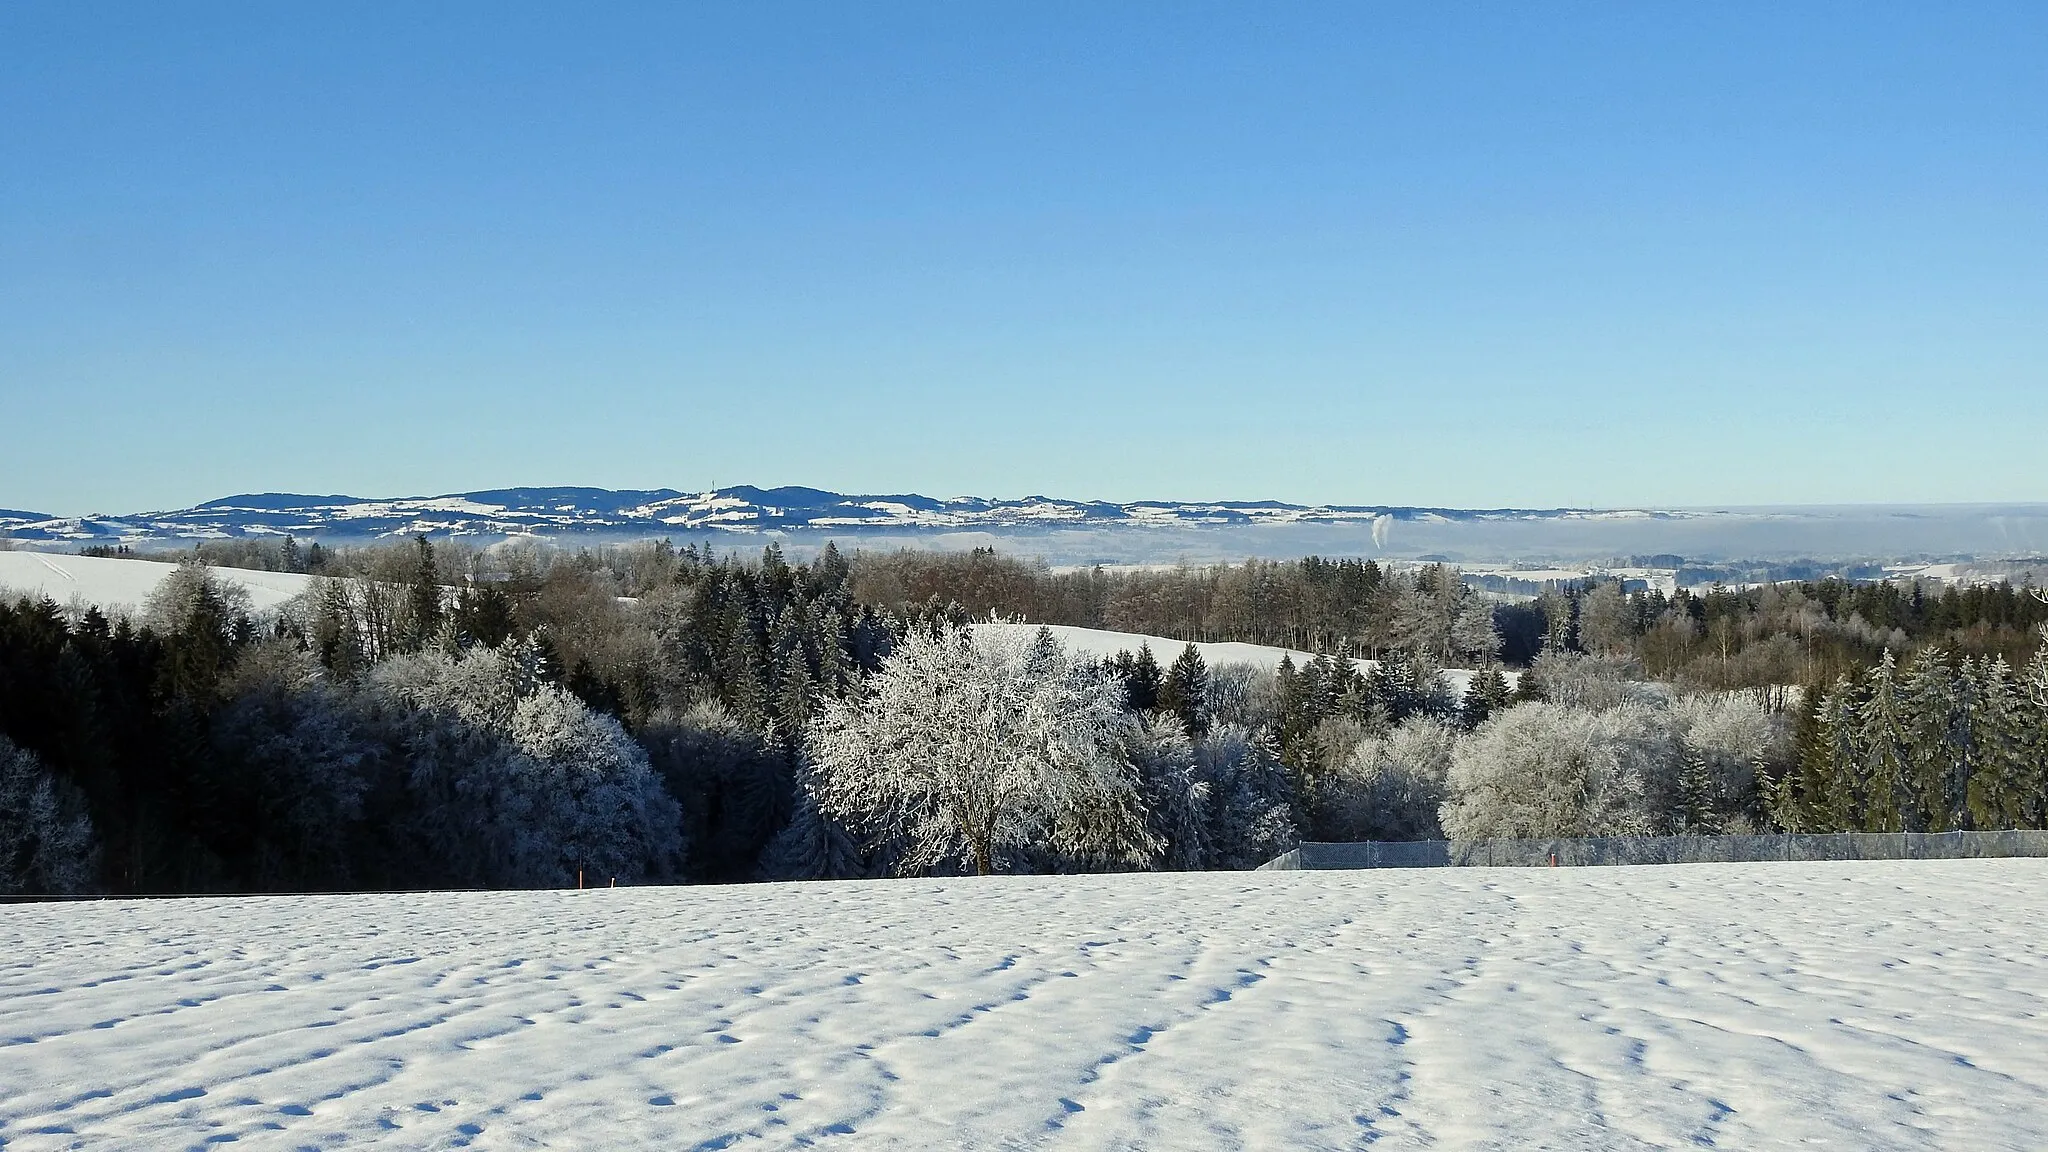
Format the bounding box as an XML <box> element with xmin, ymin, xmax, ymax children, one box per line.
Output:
<box><xmin>1577</xmin><ymin>581</ymin><xmax>1635</xmax><ymax>657</ymax></box>
<box><xmin>1440</xmin><ymin>702</ymin><xmax>1677</xmax><ymax>840</ymax></box>
<box><xmin>1666</xmin><ymin>692</ymin><xmax>1777</xmax><ymax>832</ymax></box>
<box><xmin>1205</xmin><ymin>661</ymin><xmax>1276</xmax><ymax>732</ymax></box>
<box><xmin>1903</xmin><ymin>650</ymin><xmax>1964</xmax><ymax>831</ymax></box>
<box><xmin>1801</xmin><ymin>678</ymin><xmax>1862</xmax><ymax>832</ymax></box>
<box><xmin>209</xmin><ymin>642</ymin><xmax>376</xmax><ymax>889</ymax></box>
<box><xmin>2024</xmin><ymin>633</ymin><xmax>2048</xmax><ymax>827</ymax></box>
<box><xmin>506</xmin><ymin>685</ymin><xmax>685</xmax><ymax>882</ymax></box>
<box><xmin>1317</xmin><ymin>716</ymin><xmax>1456</xmax><ymax>841</ymax></box>
<box><xmin>1855</xmin><ymin>651</ymin><xmax>1911</xmax><ymax>832</ymax></box>
<box><xmin>1967</xmin><ymin>658</ymin><xmax>2031</xmax><ymax>830</ymax></box>
<box><xmin>1126</xmin><ymin>715</ymin><xmax>1209</xmax><ymax>870</ymax></box>
<box><xmin>1193</xmin><ymin>723</ymin><xmax>1299</xmax><ymax>868</ymax></box>
<box><xmin>640</xmin><ymin>699</ymin><xmax>792</xmax><ymax>881</ymax></box>
<box><xmin>0</xmin><ymin>734</ymin><xmax>99</xmax><ymax>895</ymax></box>
<box><xmin>806</xmin><ymin>624</ymin><xmax>1156</xmax><ymax>876</ymax></box>
<box><xmin>143</xmin><ymin>558</ymin><xmax>255</xmax><ymax>639</ymax></box>
<box><xmin>1673</xmin><ymin>751</ymin><xmax>1714</xmax><ymax>833</ymax></box>
<box><xmin>1379</xmin><ymin>566</ymin><xmax>1500</xmax><ymax>667</ymax></box>
<box><xmin>756</xmin><ymin>790</ymin><xmax>867</xmax><ymax>881</ymax></box>
<box><xmin>1521</xmin><ymin>650</ymin><xmax>1658</xmax><ymax>712</ymax></box>
<box><xmin>367</xmin><ymin>647</ymin><xmax>683</xmax><ymax>887</ymax></box>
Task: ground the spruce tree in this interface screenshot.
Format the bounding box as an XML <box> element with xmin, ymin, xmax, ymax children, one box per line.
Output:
<box><xmin>1855</xmin><ymin>651</ymin><xmax>1910</xmax><ymax>832</ymax></box>
<box><xmin>1674</xmin><ymin>750</ymin><xmax>1715</xmax><ymax>834</ymax></box>
<box><xmin>1463</xmin><ymin>666</ymin><xmax>1512</xmax><ymax>729</ymax></box>
<box><xmin>1803</xmin><ymin>678</ymin><xmax>1861</xmax><ymax>832</ymax></box>
<box><xmin>2022</xmin><ymin>637</ymin><xmax>2048</xmax><ymax>827</ymax></box>
<box><xmin>1124</xmin><ymin>644</ymin><xmax>1162</xmax><ymax>712</ymax></box>
<box><xmin>1949</xmin><ymin>657</ymin><xmax>1986</xmax><ymax>830</ymax></box>
<box><xmin>1966</xmin><ymin>657</ymin><xmax>2027</xmax><ymax>830</ymax></box>
<box><xmin>406</xmin><ymin>534</ymin><xmax>442</xmax><ymax>651</ymax></box>
<box><xmin>1902</xmin><ymin>649</ymin><xmax>1960</xmax><ymax>831</ymax></box>
<box><xmin>1159</xmin><ymin>644</ymin><xmax>1211</xmax><ymax>736</ymax></box>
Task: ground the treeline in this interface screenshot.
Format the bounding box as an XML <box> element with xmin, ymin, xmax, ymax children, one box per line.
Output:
<box><xmin>0</xmin><ymin>541</ymin><xmax>896</xmax><ymax>894</ymax></box>
<box><xmin>1780</xmin><ymin>649</ymin><xmax>2048</xmax><ymax>834</ymax></box>
<box><xmin>1534</xmin><ymin>578</ymin><xmax>2048</xmax><ymax>690</ymax></box>
<box><xmin>853</xmin><ymin>548</ymin><xmax>1501</xmax><ymax>665</ymax></box>
<box><xmin>8</xmin><ymin>537</ymin><xmax>2047</xmax><ymax>897</ymax></box>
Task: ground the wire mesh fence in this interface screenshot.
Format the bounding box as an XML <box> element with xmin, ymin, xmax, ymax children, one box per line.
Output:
<box><xmin>1257</xmin><ymin>830</ymin><xmax>2048</xmax><ymax>871</ymax></box>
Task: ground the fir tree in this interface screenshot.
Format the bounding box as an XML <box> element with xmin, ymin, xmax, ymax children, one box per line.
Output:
<box><xmin>406</xmin><ymin>535</ymin><xmax>443</xmax><ymax>651</ymax></box>
<box><xmin>1902</xmin><ymin>649</ymin><xmax>1960</xmax><ymax>831</ymax></box>
<box><xmin>1803</xmin><ymin>677</ymin><xmax>1861</xmax><ymax>832</ymax></box>
<box><xmin>1122</xmin><ymin>644</ymin><xmax>1162</xmax><ymax>712</ymax></box>
<box><xmin>1159</xmin><ymin>644</ymin><xmax>1211</xmax><ymax>736</ymax></box>
<box><xmin>1462</xmin><ymin>666</ymin><xmax>1513</xmax><ymax>730</ymax></box>
<box><xmin>1673</xmin><ymin>750</ymin><xmax>1715</xmax><ymax>834</ymax></box>
<box><xmin>2022</xmin><ymin>635</ymin><xmax>2048</xmax><ymax>827</ymax></box>
<box><xmin>1966</xmin><ymin>657</ymin><xmax>2028</xmax><ymax>830</ymax></box>
<box><xmin>1855</xmin><ymin>651</ymin><xmax>1910</xmax><ymax>832</ymax></box>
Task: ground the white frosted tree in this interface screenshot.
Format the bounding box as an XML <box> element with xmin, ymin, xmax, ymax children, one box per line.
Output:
<box><xmin>1193</xmin><ymin>723</ymin><xmax>1300</xmax><ymax>868</ymax></box>
<box><xmin>143</xmin><ymin>558</ymin><xmax>254</xmax><ymax>637</ymax></box>
<box><xmin>367</xmin><ymin>647</ymin><xmax>683</xmax><ymax>886</ymax></box>
<box><xmin>1318</xmin><ymin>716</ymin><xmax>1457</xmax><ymax>842</ymax></box>
<box><xmin>805</xmin><ymin>624</ymin><xmax>1156</xmax><ymax>876</ymax></box>
<box><xmin>1440</xmin><ymin>702</ymin><xmax>1678</xmax><ymax>841</ymax></box>
<box><xmin>1126</xmin><ymin>715</ymin><xmax>1210</xmax><ymax>871</ymax></box>
<box><xmin>507</xmin><ymin>685</ymin><xmax>686</xmax><ymax>883</ymax></box>
<box><xmin>1668</xmin><ymin>691</ymin><xmax>1778</xmax><ymax>832</ymax></box>
<box><xmin>0</xmin><ymin>735</ymin><xmax>99</xmax><ymax>895</ymax></box>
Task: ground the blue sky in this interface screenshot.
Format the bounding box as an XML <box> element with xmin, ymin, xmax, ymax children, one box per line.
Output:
<box><xmin>2</xmin><ymin>3</ymin><xmax>2043</xmax><ymax>515</ymax></box>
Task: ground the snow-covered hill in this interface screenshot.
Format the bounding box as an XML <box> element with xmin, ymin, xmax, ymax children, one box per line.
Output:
<box><xmin>4</xmin><ymin>861</ymin><xmax>2044</xmax><ymax>1148</ymax></box>
<box><xmin>0</xmin><ymin>485</ymin><xmax>1697</xmax><ymax>546</ymax></box>
<box><xmin>0</xmin><ymin>551</ymin><xmax>313</xmax><ymax>616</ymax></box>
<box><xmin>9</xmin><ymin>488</ymin><xmax>2046</xmax><ymax>567</ymax></box>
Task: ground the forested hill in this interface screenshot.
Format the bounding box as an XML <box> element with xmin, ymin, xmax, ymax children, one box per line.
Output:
<box><xmin>0</xmin><ymin>486</ymin><xmax>1677</xmax><ymax>545</ymax></box>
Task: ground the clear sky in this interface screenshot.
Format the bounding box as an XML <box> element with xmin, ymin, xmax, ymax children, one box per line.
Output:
<box><xmin>2</xmin><ymin>3</ymin><xmax>2043</xmax><ymax>515</ymax></box>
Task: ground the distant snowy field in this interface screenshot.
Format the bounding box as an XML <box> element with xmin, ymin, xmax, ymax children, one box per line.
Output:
<box><xmin>975</xmin><ymin>622</ymin><xmax>1515</xmax><ymax>697</ymax></box>
<box><xmin>0</xmin><ymin>552</ymin><xmax>312</xmax><ymax>617</ymax></box>
<box><xmin>5</xmin><ymin>862</ymin><xmax>2045</xmax><ymax>1150</ymax></box>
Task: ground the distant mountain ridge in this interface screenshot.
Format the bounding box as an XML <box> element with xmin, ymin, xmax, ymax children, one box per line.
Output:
<box><xmin>0</xmin><ymin>485</ymin><xmax>1687</xmax><ymax>545</ymax></box>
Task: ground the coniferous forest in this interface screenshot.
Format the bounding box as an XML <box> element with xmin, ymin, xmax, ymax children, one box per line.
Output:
<box><xmin>3</xmin><ymin>537</ymin><xmax>2045</xmax><ymax>896</ymax></box>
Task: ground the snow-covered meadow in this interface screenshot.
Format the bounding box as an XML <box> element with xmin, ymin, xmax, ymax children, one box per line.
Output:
<box><xmin>0</xmin><ymin>552</ymin><xmax>312</xmax><ymax>618</ymax></box>
<box><xmin>973</xmin><ymin>622</ymin><xmax>1516</xmax><ymax>699</ymax></box>
<box><xmin>5</xmin><ymin>860</ymin><xmax>2045</xmax><ymax>1150</ymax></box>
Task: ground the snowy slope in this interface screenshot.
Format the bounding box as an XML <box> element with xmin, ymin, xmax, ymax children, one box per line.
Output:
<box><xmin>0</xmin><ymin>552</ymin><xmax>314</xmax><ymax>615</ymax></box>
<box><xmin>974</xmin><ymin>621</ymin><xmax>1516</xmax><ymax>697</ymax></box>
<box><xmin>0</xmin><ymin>486</ymin><xmax>1701</xmax><ymax>545</ymax></box>
<box><xmin>4</xmin><ymin>861</ymin><xmax>2043</xmax><ymax>1150</ymax></box>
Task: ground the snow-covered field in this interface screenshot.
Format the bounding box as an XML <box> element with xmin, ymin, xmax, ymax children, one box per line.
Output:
<box><xmin>975</xmin><ymin>622</ymin><xmax>1514</xmax><ymax>697</ymax></box>
<box><xmin>5</xmin><ymin>861</ymin><xmax>2044</xmax><ymax>1150</ymax></box>
<box><xmin>0</xmin><ymin>551</ymin><xmax>313</xmax><ymax>617</ymax></box>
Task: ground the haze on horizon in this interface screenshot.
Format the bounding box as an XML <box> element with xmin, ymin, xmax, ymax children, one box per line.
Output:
<box><xmin>3</xmin><ymin>3</ymin><xmax>2043</xmax><ymax>517</ymax></box>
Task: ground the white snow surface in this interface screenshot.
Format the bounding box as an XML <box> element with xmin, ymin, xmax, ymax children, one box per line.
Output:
<box><xmin>0</xmin><ymin>552</ymin><xmax>313</xmax><ymax>616</ymax></box>
<box><xmin>5</xmin><ymin>860</ymin><xmax>2044</xmax><ymax>1150</ymax></box>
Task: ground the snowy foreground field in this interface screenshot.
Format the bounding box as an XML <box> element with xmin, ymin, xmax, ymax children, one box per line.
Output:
<box><xmin>5</xmin><ymin>862</ymin><xmax>2046</xmax><ymax>1150</ymax></box>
